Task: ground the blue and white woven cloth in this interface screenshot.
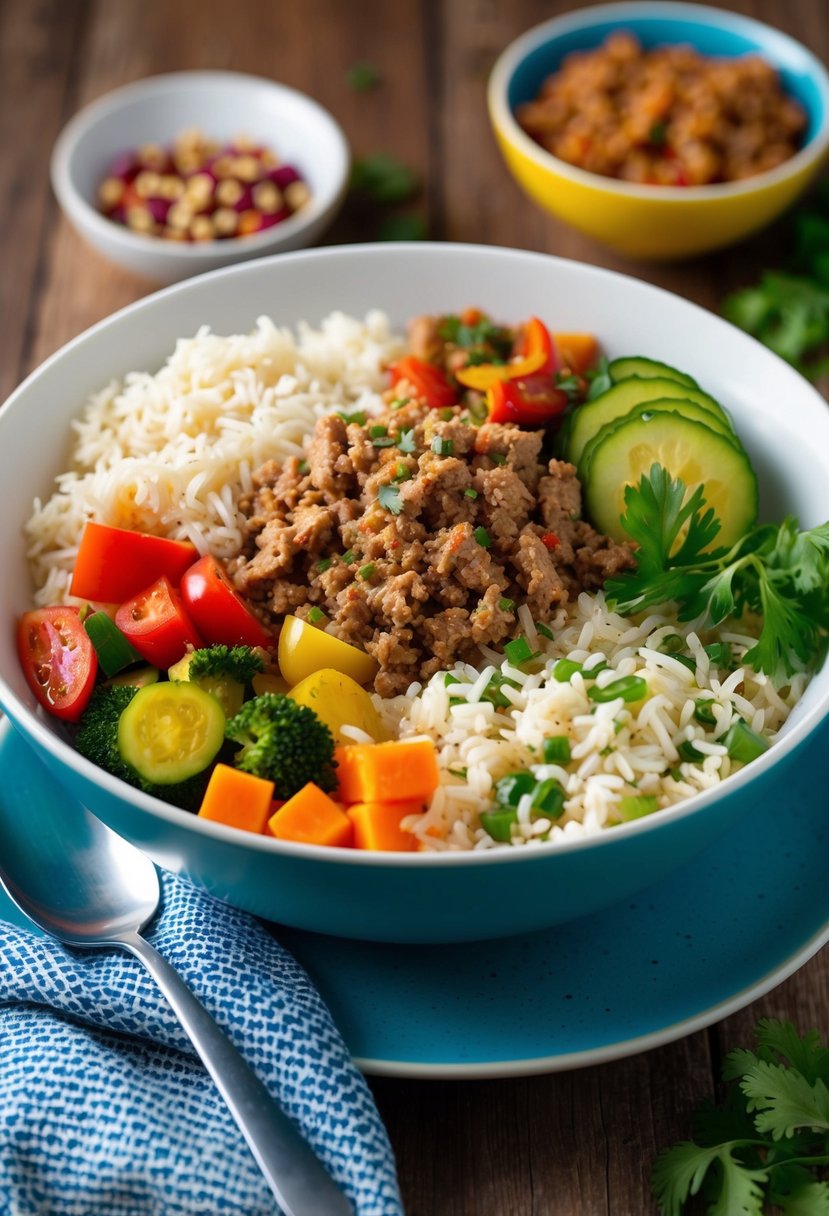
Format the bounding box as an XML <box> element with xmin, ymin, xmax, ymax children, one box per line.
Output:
<box><xmin>0</xmin><ymin>871</ymin><xmax>403</xmax><ymax>1216</ymax></box>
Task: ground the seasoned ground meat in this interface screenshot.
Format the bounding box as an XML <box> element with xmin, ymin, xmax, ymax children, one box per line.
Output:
<box><xmin>231</xmin><ymin>399</ymin><xmax>634</xmax><ymax>694</ymax></box>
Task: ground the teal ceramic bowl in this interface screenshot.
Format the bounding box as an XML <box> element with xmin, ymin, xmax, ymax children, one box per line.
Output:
<box><xmin>1</xmin><ymin>243</ymin><xmax>829</xmax><ymax>943</ymax></box>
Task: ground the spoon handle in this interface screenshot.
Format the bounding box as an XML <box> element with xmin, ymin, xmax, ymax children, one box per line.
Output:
<box><xmin>121</xmin><ymin>932</ymin><xmax>353</xmax><ymax>1216</ymax></box>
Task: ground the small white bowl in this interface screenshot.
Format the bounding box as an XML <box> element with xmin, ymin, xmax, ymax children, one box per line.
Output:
<box><xmin>51</xmin><ymin>71</ymin><xmax>350</xmax><ymax>284</ymax></box>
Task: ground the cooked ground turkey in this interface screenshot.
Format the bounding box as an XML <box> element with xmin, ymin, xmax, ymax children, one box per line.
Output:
<box><xmin>229</xmin><ymin>399</ymin><xmax>634</xmax><ymax>696</ymax></box>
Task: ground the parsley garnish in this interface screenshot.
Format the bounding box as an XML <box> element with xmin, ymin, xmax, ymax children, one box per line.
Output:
<box><xmin>378</xmin><ymin>483</ymin><xmax>403</xmax><ymax>515</ymax></box>
<box><xmin>605</xmin><ymin>464</ymin><xmax>829</xmax><ymax>684</ymax></box>
<box><xmin>653</xmin><ymin>1018</ymin><xmax>829</xmax><ymax>1215</ymax></box>
<box><xmin>586</xmin><ymin>355</ymin><xmax>612</xmax><ymax>400</ymax></box>
<box><xmin>398</xmin><ymin>429</ymin><xmax>417</xmax><ymax>453</ymax></box>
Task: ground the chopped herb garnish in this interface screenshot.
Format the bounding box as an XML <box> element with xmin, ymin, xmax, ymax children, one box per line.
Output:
<box><xmin>588</xmin><ymin>675</ymin><xmax>648</xmax><ymax>704</ymax></box>
<box><xmin>394</xmin><ymin>462</ymin><xmax>412</xmax><ymax>482</ymax></box>
<box><xmin>495</xmin><ymin>771</ymin><xmax>536</xmax><ymax>807</ymax></box>
<box><xmin>479</xmin><ymin>671</ymin><xmax>520</xmax><ymax>708</ymax></box>
<box><xmin>649</xmin><ymin>120</ymin><xmax>667</xmax><ymax>147</ymax></box>
<box><xmin>449</xmin><ymin>767</ymin><xmax>468</xmax><ymax>779</ymax></box>
<box><xmin>317</xmin><ymin>557</ymin><xmax>333</xmax><ymax>573</ymax></box>
<box><xmin>542</xmin><ymin>736</ymin><xmax>571</xmax><ymax>764</ymax></box>
<box><xmin>586</xmin><ymin>355</ymin><xmax>612</xmax><ymax>400</ymax></box>
<box><xmin>553</xmin><ymin>658</ymin><xmax>582</xmax><ymax>682</ymax></box>
<box><xmin>341</xmin><ymin>549</ymin><xmax>356</xmax><ymax>564</ymax></box>
<box><xmin>350</xmin><ymin>153</ymin><xmax>417</xmax><ymax>204</ymax></box>
<box><xmin>338</xmin><ymin>410</ymin><xmax>367</xmax><ymax>426</ymax></box>
<box><xmin>390</xmin><ymin>396</ymin><xmax>410</xmax><ymax>410</ymax></box>
<box><xmin>530</xmin><ymin>778</ymin><xmax>565</xmax><ymax>819</ymax></box>
<box><xmin>298</xmin><ymin>459</ymin><xmax>310</xmax><ymax>474</ymax></box>
<box><xmin>474</xmin><ymin>526</ymin><xmax>492</xmax><ymax>548</ymax></box>
<box><xmin>677</xmin><ymin>739</ymin><xmax>705</xmax><ymax>763</ymax></box>
<box><xmin>504</xmin><ymin>636</ymin><xmax>539</xmax><ymax>666</ymax></box>
<box><xmin>722</xmin><ymin>719</ymin><xmax>769</xmax><ymax>762</ymax></box>
<box><xmin>359</xmin><ymin>563</ymin><xmax>376</xmax><ymax>581</ymax></box>
<box><xmin>439</xmin><ymin>408</ymin><xmax>454</xmax><ymax>421</ymax></box>
<box><xmin>704</xmin><ymin>642</ymin><xmax>733</xmax><ymax>668</ymax></box>
<box><xmin>463</xmin><ymin>487</ymin><xmax>479</xmax><ymax>500</ymax></box>
<box><xmin>377</xmin><ymin>213</ymin><xmax>427</xmax><ymax>242</ymax></box>
<box><xmin>480</xmin><ymin>808</ymin><xmax>517</xmax><ymax>842</ymax></box>
<box><xmin>490</xmin><ymin>453</ymin><xmax>507</xmax><ymax>466</ymax></box>
<box><xmin>378</xmin><ymin>482</ymin><xmax>403</xmax><ymax>515</ymax></box>
<box><xmin>555</xmin><ymin>373</ymin><xmax>585</xmax><ymax>402</ymax></box>
<box><xmin>369</xmin><ymin>424</ymin><xmax>388</xmax><ymax>438</ymax></box>
<box><xmin>693</xmin><ymin>698</ymin><xmax>717</xmax><ymax>726</ymax></box>
<box><xmin>498</xmin><ymin>597</ymin><xmax>515</xmax><ymax>613</ymax></box>
<box><xmin>605</xmin><ymin>463</ymin><xmax>829</xmax><ymax>683</ymax></box>
<box><xmin>397</xmin><ymin>428</ymin><xmax>417</xmax><ymax>453</ymax></box>
<box><xmin>307</xmin><ymin>606</ymin><xmax>327</xmax><ymax>624</ymax></box>
<box><xmin>431</xmin><ymin>436</ymin><xmax>454</xmax><ymax>456</ymax></box>
<box><xmin>536</xmin><ymin>621</ymin><xmax>555</xmax><ymax>641</ymax></box>
<box><xmin>659</xmin><ymin>633</ymin><xmax>685</xmax><ymax>654</ymax></box>
<box><xmin>347</xmin><ymin>61</ymin><xmax>380</xmax><ymax>92</ymax></box>
<box><xmin>444</xmin><ymin>673</ymin><xmax>461</xmax><ymax>686</ymax></box>
<box><xmin>372</xmin><ymin>437</ymin><xmax>396</xmax><ymax>448</ymax></box>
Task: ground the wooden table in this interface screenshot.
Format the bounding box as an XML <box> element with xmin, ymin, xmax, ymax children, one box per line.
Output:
<box><xmin>3</xmin><ymin>1</ymin><xmax>828</xmax><ymax>1211</ymax></box>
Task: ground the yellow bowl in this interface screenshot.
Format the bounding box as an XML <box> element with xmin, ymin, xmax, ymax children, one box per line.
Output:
<box><xmin>488</xmin><ymin>2</ymin><xmax>829</xmax><ymax>260</ymax></box>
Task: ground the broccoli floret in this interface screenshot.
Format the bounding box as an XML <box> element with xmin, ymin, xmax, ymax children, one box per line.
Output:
<box><xmin>74</xmin><ymin>685</ymin><xmax>209</xmax><ymax>813</ymax></box>
<box><xmin>188</xmin><ymin>644</ymin><xmax>265</xmax><ymax>684</ymax></box>
<box><xmin>225</xmin><ymin>693</ymin><xmax>337</xmax><ymax>796</ymax></box>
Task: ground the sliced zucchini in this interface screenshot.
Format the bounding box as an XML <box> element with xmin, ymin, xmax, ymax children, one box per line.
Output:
<box><xmin>608</xmin><ymin>356</ymin><xmax>698</xmax><ymax>389</ymax></box>
<box><xmin>566</xmin><ymin>375</ymin><xmax>734</xmax><ymax>467</ymax></box>
<box><xmin>584</xmin><ymin>412</ymin><xmax>757</xmax><ymax>547</ymax></box>
<box><xmin>578</xmin><ymin>398</ymin><xmax>740</xmax><ymax>477</ymax></box>
<box><xmin>118</xmin><ymin>681</ymin><xmax>225</xmax><ymax>785</ymax></box>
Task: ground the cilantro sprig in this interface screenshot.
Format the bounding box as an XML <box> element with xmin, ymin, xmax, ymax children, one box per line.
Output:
<box><xmin>605</xmin><ymin>464</ymin><xmax>829</xmax><ymax>684</ymax></box>
<box><xmin>653</xmin><ymin>1019</ymin><xmax>829</xmax><ymax>1215</ymax></box>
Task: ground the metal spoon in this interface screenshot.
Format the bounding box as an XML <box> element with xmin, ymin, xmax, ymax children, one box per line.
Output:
<box><xmin>0</xmin><ymin>779</ymin><xmax>352</xmax><ymax>1216</ymax></box>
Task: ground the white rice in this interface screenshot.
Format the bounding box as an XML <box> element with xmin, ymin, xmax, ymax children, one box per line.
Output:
<box><xmin>25</xmin><ymin>311</ymin><xmax>404</xmax><ymax>605</ymax></box>
<box><xmin>373</xmin><ymin>593</ymin><xmax>806</xmax><ymax>852</ymax></box>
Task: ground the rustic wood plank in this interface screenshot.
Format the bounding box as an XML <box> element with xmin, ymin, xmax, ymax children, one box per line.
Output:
<box><xmin>0</xmin><ymin>0</ymin><xmax>87</xmax><ymax>401</ymax></box>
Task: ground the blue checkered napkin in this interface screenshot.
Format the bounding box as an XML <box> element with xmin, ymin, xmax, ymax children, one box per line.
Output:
<box><xmin>0</xmin><ymin>871</ymin><xmax>402</xmax><ymax>1216</ymax></box>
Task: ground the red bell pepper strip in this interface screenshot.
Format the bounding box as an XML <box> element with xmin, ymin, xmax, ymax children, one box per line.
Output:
<box><xmin>456</xmin><ymin>317</ymin><xmax>558</xmax><ymax>390</ymax></box>
<box><xmin>389</xmin><ymin>356</ymin><xmax>457</xmax><ymax>409</ymax></box>
<box><xmin>486</xmin><ymin>376</ymin><xmax>569</xmax><ymax>426</ymax></box>
<box><xmin>70</xmin><ymin>521</ymin><xmax>197</xmax><ymax>604</ymax></box>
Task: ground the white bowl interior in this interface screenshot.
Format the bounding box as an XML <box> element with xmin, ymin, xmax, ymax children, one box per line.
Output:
<box><xmin>1</xmin><ymin>243</ymin><xmax>828</xmax><ymax>834</ymax></box>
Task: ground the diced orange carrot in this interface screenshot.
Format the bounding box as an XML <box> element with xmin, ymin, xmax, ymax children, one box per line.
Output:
<box><xmin>347</xmin><ymin>800</ymin><xmax>421</xmax><ymax>851</ymax></box>
<box><xmin>334</xmin><ymin>738</ymin><xmax>439</xmax><ymax>805</ymax></box>
<box><xmin>552</xmin><ymin>332</ymin><xmax>599</xmax><ymax>375</ymax></box>
<box><xmin>198</xmin><ymin>764</ymin><xmax>275</xmax><ymax>834</ymax></box>
<box><xmin>268</xmin><ymin>782</ymin><xmax>353</xmax><ymax>847</ymax></box>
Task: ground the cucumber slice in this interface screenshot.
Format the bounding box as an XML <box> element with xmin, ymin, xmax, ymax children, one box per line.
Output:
<box><xmin>609</xmin><ymin>356</ymin><xmax>698</xmax><ymax>388</ymax></box>
<box><xmin>585</xmin><ymin>412</ymin><xmax>757</xmax><ymax>547</ymax></box>
<box><xmin>118</xmin><ymin>681</ymin><xmax>225</xmax><ymax>785</ymax></box>
<box><xmin>566</xmin><ymin>375</ymin><xmax>734</xmax><ymax>467</ymax></box>
<box><xmin>579</xmin><ymin>398</ymin><xmax>740</xmax><ymax>477</ymax></box>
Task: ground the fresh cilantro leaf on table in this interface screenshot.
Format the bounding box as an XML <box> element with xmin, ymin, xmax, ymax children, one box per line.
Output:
<box><xmin>604</xmin><ymin>464</ymin><xmax>829</xmax><ymax>683</ymax></box>
<box><xmin>653</xmin><ymin>1019</ymin><xmax>829</xmax><ymax>1215</ymax></box>
<box><xmin>350</xmin><ymin>153</ymin><xmax>418</xmax><ymax>205</ymax></box>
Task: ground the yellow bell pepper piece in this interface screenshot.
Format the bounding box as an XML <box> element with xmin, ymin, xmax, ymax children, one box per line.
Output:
<box><xmin>277</xmin><ymin>615</ymin><xmax>378</xmax><ymax>687</ymax></box>
<box><xmin>289</xmin><ymin>668</ymin><xmax>385</xmax><ymax>744</ymax></box>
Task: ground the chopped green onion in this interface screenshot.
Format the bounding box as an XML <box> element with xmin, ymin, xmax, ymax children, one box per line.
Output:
<box><xmin>317</xmin><ymin>557</ymin><xmax>333</xmax><ymax>573</ymax></box>
<box><xmin>298</xmin><ymin>459</ymin><xmax>310</xmax><ymax>474</ymax></box>
<box><xmin>474</xmin><ymin>526</ymin><xmax>492</xmax><ymax>548</ymax></box>
<box><xmin>397</xmin><ymin>429</ymin><xmax>417</xmax><ymax>453</ymax></box>
<box><xmin>463</xmin><ymin>487</ymin><xmax>479</xmax><ymax>500</ymax></box>
<box><xmin>449</xmin><ymin>767</ymin><xmax>468</xmax><ymax>779</ymax></box>
<box><xmin>583</xmin><ymin>659</ymin><xmax>608</xmax><ymax>678</ymax></box>
<box><xmin>530</xmin><ymin>778</ymin><xmax>565</xmax><ymax>819</ymax></box>
<box><xmin>83</xmin><ymin>612</ymin><xmax>141</xmax><ymax>678</ymax></box>
<box><xmin>339</xmin><ymin>410</ymin><xmax>367</xmax><ymax>426</ymax></box>
<box><xmin>553</xmin><ymin>658</ymin><xmax>582</xmax><ymax>682</ymax></box>
<box><xmin>588</xmin><ymin>675</ymin><xmax>648</xmax><ymax>704</ymax></box>
<box><xmin>722</xmin><ymin>720</ymin><xmax>769</xmax><ymax>763</ymax></box>
<box><xmin>431</xmin><ymin>436</ymin><xmax>454</xmax><ymax>456</ymax></box>
<box><xmin>359</xmin><ymin>563</ymin><xmax>376</xmax><ymax>581</ymax></box>
<box><xmin>660</xmin><ymin>634</ymin><xmax>685</xmax><ymax>654</ymax></box>
<box><xmin>369</xmin><ymin>424</ymin><xmax>388</xmax><ymax>438</ymax></box>
<box><xmin>390</xmin><ymin>396</ymin><xmax>410</xmax><ymax>410</ymax></box>
<box><xmin>495</xmin><ymin>771</ymin><xmax>536</xmax><ymax>807</ymax></box>
<box><xmin>536</xmin><ymin>622</ymin><xmax>555</xmax><ymax>641</ymax></box>
<box><xmin>307</xmin><ymin>606</ymin><xmax>327</xmax><ymax>624</ymax></box>
<box><xmin>705</xmin><ymin>642</ymin><xmax>733</xmax><ymax>668</ymax></box>
<box><xmin>394</xmin><ymin>462</ymin><xmax>412</xmax><ymax>482</ymax></box>
<box><xmin>347</xmin><ymin>61</ymin><xmax>380</xmax><ymax>91</ymax></box>
<box><xmin>440</xmin><ymin>408</ymin><xmax>454</xmax><ymax>421</ymax></box>
<box><xmin>677</xmin><ymin>739</ymin><xmax>705</xmax><ymax>762</ymax></box>
<box><xmin>542</xmin><ymin>736</ymin><xmax>571</xmax><ymax>764</ymax></box>
<box><xmin>504</xmin><ymin>636</ymin><xmax>538</xmax><ymax>666</ymax></box>
<box><xmin>372</xmin><ymin>437</ymin><xmax>396</xmax><ymax>448</ymax></box>
<box><xmin>480</xmin><ymin>672</ymin><xmax>520</xmax><ymax>708</ymax></box>
<box><xmin>480</xmin><ymin>808</ymin><xmax>517</xmax><ymax>842</ymax></box>
<box><xmin>498</xmin><ymin>597</ymin><xmax>515</xmax><ymax>613</ymax></box>
<box><xmin>490</xmin><ymin>453</ymin><xmax>507</xmax><ymax>466</ymax></box>
<box><xmin>444</xmin><ymin>672</ymin><xmax>461</xmax><ymax>687</ymax></box>
<box><xmin>341</xmin><ymin>550</ymin><xmax>356</xmax><ymax>564</ymax></box>
<box><xmin>693</xmin><ymin>699</ymin><xmax>718</xmax><ymax>726</ymax></box>
<box><xmin>618</xmin><ymin>795</ymin><xmax>658</xmax><ymax>820</ymax></box>
<box><xmin>672</xmin><ymin>654</ymin><xmax>697</xmax><ymax>672</ymax></box>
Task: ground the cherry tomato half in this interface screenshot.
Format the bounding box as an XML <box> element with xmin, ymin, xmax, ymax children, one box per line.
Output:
<box><xmin>389</xmin><ymin>355</ymin><xmax>457</xmax><ymax>409</ymax></box>
<box><xmin>70</xmin><ymin>521</ymin><xmax>197</xmax><ymax>603</ymax></box>
<box><xmin>17</xmin><ymin>606</ymin><xmax>98</xmax><ymax>721</ymax></box>
<box><xmin>115</xmin><ymin>576</ymin><xmax>203</xmax><ymax>669</ymax></box>
<box><xmin>180</xmin><ymin>555</ymin><xmax>271</xmax><ymax>648</ymax></box>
